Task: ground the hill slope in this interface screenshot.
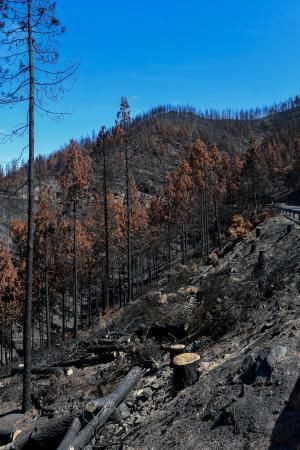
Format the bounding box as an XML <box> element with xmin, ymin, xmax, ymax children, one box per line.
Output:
<box><xmin>1</xmin><ymin>213</ymin><xmax>300</xmax><ymax>449</ymax></box>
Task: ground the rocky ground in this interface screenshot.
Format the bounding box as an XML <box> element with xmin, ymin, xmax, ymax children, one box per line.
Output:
<box><xmin>1</xmin><ymin>214</ymin><xmax>300</xmax><ymax>449</ymax></box>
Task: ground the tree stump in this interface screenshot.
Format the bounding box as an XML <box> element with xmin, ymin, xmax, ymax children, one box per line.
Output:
<box><xmin>256</xmin><ymin>228</ymin><xmax>262</xmax><ymax>238</ymax></box>
<box><xmin>173</xmin><ymin>353</ymin><xmax>200</xmax><ymax>392</ymax></box>
<box><xmin>257</xmin><ymin>250</ymin><xmax>266</xmax><ymax>271</ymax></box>
<box><xmin>169</xmin><ymin>344</ymin><xmax>186</xmax><ymax>367</ymax></box>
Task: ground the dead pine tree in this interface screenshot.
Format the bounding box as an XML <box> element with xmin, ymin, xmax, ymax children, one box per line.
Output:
<box><xmin>116</xmin><ymin>98</ymin><xmax>134</xmax><ymax>304</ymax></box>
<box><xmin>0</xmin><ymin>0</ymin><xmax>78</xmax><ymax>411</ymax></box>
<box><xmin>95</xmin><ymin>127</ymin><xmax>110</xmax><ymax>314</ymax></box>
<box><xmin>59</xmin><ymin>143</ymin><xmax>92</xmax><ymax>338</ymax></box>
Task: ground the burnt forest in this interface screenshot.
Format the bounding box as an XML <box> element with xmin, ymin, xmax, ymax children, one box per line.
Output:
<box><xmin>0</xmin><ymin>1</ymin><xmax>300</xmax><ymax>449</ymax></box>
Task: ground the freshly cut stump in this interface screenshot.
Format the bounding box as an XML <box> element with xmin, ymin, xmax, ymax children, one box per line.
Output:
<box><xmin>173</xmin><ymin>353</ymin><xmax>200</xmax><ymax>392</ymax></box>
<box><xmin>170</xmin><ymin>344</ymin><xmax>186</xmax><ymax>367</ymax></box>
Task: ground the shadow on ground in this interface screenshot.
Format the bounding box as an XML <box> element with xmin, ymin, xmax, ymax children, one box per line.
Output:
<box><xmin>270</xmin><ymin>375</ymin><xmax>300</xmax><ymax>449</ymax></box>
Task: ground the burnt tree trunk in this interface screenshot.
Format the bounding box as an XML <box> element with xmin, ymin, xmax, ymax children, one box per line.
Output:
<box><xmin>45</xmin><ymin>235</ymin><xmax>50</xmax><ymax>348</ymax></box>
<box><xmin>23</xmin><ymin>0</ymin><xmax>34</xmax><ymax>412</ymax></box>
<box><xmin>73</xmin><ymin>199</ymin><xmax>78</xmax><ymax>338</ymax></box>
<box><xmin>102</xmin><ymin>131</ymin><xmax>110</xmax><ymax>314</ymax></box>
<box><xmin>125</xmin><ymin>142</ymin><xmax>132</xmax><ymax>304</ymax></box>
<box><xmin>73</xmin><ymin>367</ymin><xmax>144</xmax><ymax>449</ymax></box>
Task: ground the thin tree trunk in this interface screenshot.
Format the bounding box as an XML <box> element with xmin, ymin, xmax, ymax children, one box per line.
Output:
<box><xmin>204</xmin><ymin>183</ymin><xmax>209</xmax><ymax>258</ymax></box>
<box><xmin>200</xmin><ymin>192</ymin><xmax>204</xmax><ymax>257</ymax></box>
<box><xmin>23</xmin><ymin>0</ymin><xmax>34</xmax><ymax>412</ymax></box>
<box><xmin>45</xmin><ymin>236</ymin><xmax>50</xmax><ymax>348</ymax></box>
<box><xmin>102</xmin><ymin>134</ymin><xmax>109</xmax><ymax>314</ymax></box>
<box><xmin>62</xmin><ymin>290</ymin><xmax>66</xmax><ymax>341</ymax></box>
<box><xmin>125</xmin><ymin>143</ymin><xmax>132</xmax><ymax>303</ymax></box>
<box><xmin>214</xmin><ymin>193</ymin><xmax>221</xmax><ymax>250</ymax></box>
<box><xmin>73</xmin><ymin>199</ymin><xmax>78</xmax><ymax>338</ymax></box>
<box><xmin>88</xmin><ymin>283</ymin><xmax>91</xmax><ymax>327</ymax></box>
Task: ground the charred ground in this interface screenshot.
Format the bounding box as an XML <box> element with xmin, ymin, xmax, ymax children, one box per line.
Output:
<box><xmin>0</xmin><ymin>213</ymin><xmax>299</xmax><ymax>449</ymax></box>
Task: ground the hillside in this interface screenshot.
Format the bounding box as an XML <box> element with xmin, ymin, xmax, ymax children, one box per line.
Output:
<box><xmin>93</xmin><ymin>106</ymin><xmax>300</xmax><ymax>196</ymax></box>
<box><xmin>2</xmin><ymin>104</ymin><xmax>300</xmax><ymax>203</ymax></box>
<box><xmin>1</xmin><ymin>213</ymin><xmax>300</xmax><ymax>449</ymax></box>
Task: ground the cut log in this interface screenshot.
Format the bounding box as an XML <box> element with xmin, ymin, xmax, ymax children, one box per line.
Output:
<box><xmin>28</xmin><ymin>415</ymin><xmax>76</xmax><ymax>449</ymax></box>
<box><xmin>0</xmin><ymin>369</ymin><xmax>13</xmax><ymax>380</ymax></box>
<box><xmin>169</xmin><ymin>344</ymin><xmax>186</xmax><ymax>367</ymax></box>
<box><xmin>11</xmin><ymin>367</ymin><xmax>63</xmax><ymax>376</ymax></box>
<box><xmin>56</xmin><ymin>417</ymin><xmax>81</xmax><ymax>450</ymax></box>
<box><xmin>0</xmin><ymin>430</ymin><xmax>32</xmax><ymax>450</ymax></box>
<box><xmin>0</xmin><ymin>367</ymin><xmax>63</xmax><ymax>380</ymax></box>
<box><xmin>53</xmin><ymin>352</ymin><xmax>115</xmax><ymax>368</ymax></box>
<box><xmin>72</xmin><ymin>367</ymin><xmax>144</xmax><ymax>450</ymax></box>
<box><xmin>173</xmin><ymin>353</ymin><xmax>200</xmax><ymax>392</ymax></box>
<box><xmin>0</xmin><ymin>414</ymin><xmax>25</xmax><ymax>445</ymax></box>
<box><xmin>218</xmin><ymin>240</ymin><xmax>235</xmax><ymax>258</ymax></box>
<box><xmin>86</xmin><ymin>344</ymin><xmax>128</xmax><ymax>353</ymax></box>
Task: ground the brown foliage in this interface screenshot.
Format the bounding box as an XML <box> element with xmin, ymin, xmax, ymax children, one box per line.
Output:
<box><xmin>228</xmin><ymin>214</ymin><xmax>254</xmax><ymax>241</ymax></box>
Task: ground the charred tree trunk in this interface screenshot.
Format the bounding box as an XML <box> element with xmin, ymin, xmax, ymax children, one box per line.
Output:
<box><xmin>62</xmin><ymin>290</ymin><xmax>66</xmax><ymax>341</ymax></box>
<box><xmin>23</xmin><ymin>0</ymin><xmax>34</xmax><ymax>412</ymax></box>
<box><xmin>102</xmin><ymin>132</ymin><xmax>110</xmax><ymax>314</ymax></box>
<box><xmin>45</xmin><ymin>235</ymin><xmax>50</xmax><ymax>348</ymax></box>
<box><xmin>73</xmin><ymin>199</ymin><xmax>78</xmax><ymax>338</ymax></box>
<box><xmin>125</xmin><ymin>143</ymin><xmax>133</xmax><ymax>304</ymax></box>
<box><xmin>214</xmin><ymin>193</ymin><xmax>221</xmax><ymax>250</ymax></box>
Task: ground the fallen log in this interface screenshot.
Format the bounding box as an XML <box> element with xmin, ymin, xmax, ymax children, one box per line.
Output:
<box><xmin>173</xmin><ymin>353</ymin><xmax>200</xmax><ymax>392</ymax></box>
<box><xmin>28</xmin><ymin>415</ymin><xmax>76</xmax><ymax>449</ymax></box>
<box><xmin>136</xmin><ymin>323</ymin><xmax>188</xmax><ymax>341</ymax></box>
<box><xmin>11</xmin><ymin>367</ymin><xmax>63</xmax><ymax>376</ymax></box>
<box><xmin>71</xmin><ymin>366</ymin><xmax>144</xmax><ymax>450</ymax></box>
<box><xmin>176</xmin><ymin>329</ymin><xmax>203</xmax><ymax>345</ymax></box>
<box><xmin>0</xmin><ymin>369</ymin><xmax>13</xmax><ymax>380</ymax></box>
<box><xmin>218</xmin><ymin>240</ymin><xmax>235</xmax><ymax>258</ymax></box>
<box><xmin>56</xmin><ymin>418</ymin><xmax>81</xmax><ymax>450</ymax></box>
<box><xmin>52</xmin><ymin>352</ymin><xmax>115</xmax><ymax>368</ymax></box>
<box><xmin>0</xmin><ymin>367</ymin><xmax>63</xmax><ymax>380</ymax></box>
<box><xmin>86</xmin><ymin>344</ymin><xmax>129</xmax><ymax>353</ymax></box>
<box><xmin>0</xmin><ymin>430</ymin><xmax>32</xmax><ymax>450</ymax></box>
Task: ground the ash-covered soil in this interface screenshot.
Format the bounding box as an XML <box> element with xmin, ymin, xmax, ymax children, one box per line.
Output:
<box><xmin>1</xmin><ymin>214</ymin><xmax>300</xmax><ymax>450</ymax></box>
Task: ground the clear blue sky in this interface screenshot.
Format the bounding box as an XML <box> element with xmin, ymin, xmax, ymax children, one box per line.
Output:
<box><xmin>1</xmin><ymin>0</ymin><xmax>300</xmax><ymax>164</ymax></box>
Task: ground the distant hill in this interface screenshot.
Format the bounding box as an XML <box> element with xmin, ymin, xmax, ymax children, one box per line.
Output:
<box><xmin>93</xmin><ymin>105</ymin><xmax>300</xmax><ymax>196</ymax></box>
<box><xmin>2</xmin><ymin>102</ymin><xmax>300</xmax><ymax>238</ymax></box>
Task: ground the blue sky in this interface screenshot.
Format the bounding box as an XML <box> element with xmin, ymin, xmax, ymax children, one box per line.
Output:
<box><xmin>1</xmin><ymin>0</ymin><xmax>300</xmax><ymax>163</ymax></box>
